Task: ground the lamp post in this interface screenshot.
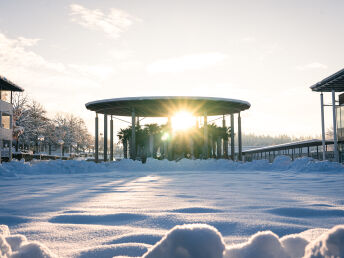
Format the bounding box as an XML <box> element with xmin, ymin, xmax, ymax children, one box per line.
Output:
<box><xmin>58</xmin><ymin>139</ymin><xmax>64</xmax><ymax>158</ymax></box>
<box><xmin>38</xmin><ymin>135</ymin><xmax>44</xmax><ymax>159</ymax></box>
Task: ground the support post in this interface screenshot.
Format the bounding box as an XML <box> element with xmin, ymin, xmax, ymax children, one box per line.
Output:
<box><xmin>149</xmin><ymin>135</ymin><xmax>154</xmax><ymax>157</ymax></box>
<box><xmin>168</xmin><ymin>116</ymin><xmax>173</xmax><ymax>160</ymax></box>
<box><xmin>332</xmin><ymin>90</ymin><xmax>339</xmax><ymax>162</ymax></box>
<box><xmin>103</xmin><ymin>114</ymin><xmax>108</xmax><ymax>161</ymax></box>
<box><xmin>216</xmin><ymin>137</ymin><xmax>221</xmax><ymax>158</ymax></box>
<box><xmin>222</xmin><ymin>115</ymin><xmax>228</xmax><ymax>158</ymax></box>
<box><xmin>230</xmin><ymin>114</ymin><xmax>235</xmax><ymax>161</ymax></box>
<box><xmin>95</xmin><ymin>113</ymin><xmax>99</xmax><ymax>163</ymax></box>
<box><xmin>9</xmin><ymin>140</ymin><xmax>12</xmax><ymax>162</ymax></box>
<box><xmin>190</xmin><ymin>137</ymin><xmax>194</xmax><ymax>159</ymax></box>
<box><xmin>0</xmin><ymin>140</ymin><xmax>2</xmax><ymax>163</ymax></box>
<box><xmin>131</xmin><ymin>109</ymin><xmax>136</xmax><ymax>160</ymax></box>
<box><xmin>110</xmin><ymin>116</ymin><xmax>114</xmax><ymax>161</ymax></box>
<box><xmin>238</xmin><ymin>112</ymin><xmax>242</xmax><ymax>161</ymax></box>
<box><xmin>320</xmin><ymin>93</ymin><xmax>326</xmax><ymax>160</ymax></box>
<box><xmin>204</xmin><ymin>113</ymin><xmax>208</xmax><ymax>158</ymax></box>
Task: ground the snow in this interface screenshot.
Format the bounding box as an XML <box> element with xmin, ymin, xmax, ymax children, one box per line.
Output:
<box><xmin>1</xmin><ymin>156</ymin><xmax>343</xmax><ymax>177</ymax></box>
<box><xmin>224</xmin><ymin>230</ymin><xmax>290</xmax><ymax>258</ymax></box>
<box><xmin>143</xmin><ymin>224</ymin><xmax>225</xmax><ymax>258</ymax></box>
<box><xmin>0</xmin><ymin>156</ymin><xmax>343</xmax><ymax>257</ymax></box>
<box><xmin>0</xmin><ymin>225</ymin><xmax>55</xmax><ymax>258</ymax></box>
<box><xmin>303</xmin><ymin>225</ymin><xmax>344</xmax><ymax>258</ymax></box>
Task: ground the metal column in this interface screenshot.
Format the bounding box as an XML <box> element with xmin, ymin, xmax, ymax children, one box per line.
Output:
<box><xmin>230</xmin><ymin>114</ymin><xmax>235</xmax><ymax>161</ymax></box>
<box><xmin>110</xmin><ymin>116</ymin><xmax>114</xmax><ymax>161</ymax></box>
<box><xmin>320</xmin><ymin>93</ymin><xmax>326</xmax><ymax>160</ymax></box>
<box><xmin>167</xmin><ymin>116</ymin><xmax>173</xmax><ymax>160</ymax></box>
<box><xmin>238</xmin><ymin>112</ymin><xmax>242</xmax><ymax>161</ymax></box>
<box><xmin>9</xmin><ymin>140</ymin><xmax>12</xmax><ymax>162</ymax></box>
<box><xmin>95</xmin><ymin>113</ymin><xmax>99</xmax><ymax>163</ymax></box>
<box><xmin>131</xmin><ymin>109</ymin><xmax>136</xmax><ymax>160</ymax></box>
<box><xmin>222</xmin><ymin>115</ymin><xmax>228</xmax><ymax>158</ymax></box>
<box><xmin>332</xmin><ymin>90</ymin><xmax>339</xmax><ymax>162</ymax></box>
<box><xmin>204</xmin><ymin>113</ymin><xmax>208</xmax><ymax>158</ymax></box>
<box><xmin>103</xmin><ymin>114</ymin><xmax>108</xmax><ymax>161</ymax></box>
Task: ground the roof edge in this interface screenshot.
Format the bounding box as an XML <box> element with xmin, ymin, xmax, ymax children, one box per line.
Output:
<box><xmin>310</xmin><ymin>68</ymin><xmax>344</xmax><ymax>92</ymax></box>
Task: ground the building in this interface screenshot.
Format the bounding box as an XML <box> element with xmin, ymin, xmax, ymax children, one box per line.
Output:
<box><xmin>0</xmin><ymin>75</ymin><xmax>24</xmax><ymax>161</ymax></box>
<box><xmin>310</xmin><ymin>68</ymin><xmax>344</xmax><ymax>162</ymax></box>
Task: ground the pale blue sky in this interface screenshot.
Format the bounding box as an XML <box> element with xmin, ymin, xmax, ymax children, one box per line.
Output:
<box><xmin>0</xmin><ymin>0</ymin><xmax>343</xmax><ymax>136</ymax></box>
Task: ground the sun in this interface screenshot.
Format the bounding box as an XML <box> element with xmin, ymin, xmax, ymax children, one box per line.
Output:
<box><xmin>171</xmin><ymin>111</ymin><xmax>196</xmax><ymax>132</ymax></box>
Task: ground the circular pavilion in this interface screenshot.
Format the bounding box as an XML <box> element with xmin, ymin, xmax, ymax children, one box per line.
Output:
<box><xmin>85</xmin><ymin>96</ymin><xmax>251</xmax><ymax>162</ymax></box>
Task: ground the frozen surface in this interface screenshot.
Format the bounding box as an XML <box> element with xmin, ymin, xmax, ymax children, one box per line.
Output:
<box><xmin>0</xmin><ymin>157</ymin><xmax>343</xmax><ymax>257</ymax></box>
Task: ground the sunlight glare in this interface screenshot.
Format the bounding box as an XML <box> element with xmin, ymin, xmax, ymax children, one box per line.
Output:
<box><xmin>171</xmin><ymin>111</ymin><xmax>196</xmax><ymax>132</ymax></box>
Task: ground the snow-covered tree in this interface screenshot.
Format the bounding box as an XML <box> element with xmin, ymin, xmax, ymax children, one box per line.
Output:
<box><xmin>12</xmin><ymin>93</ymin><xmax>93</xmax><ymax>154</ymax></box>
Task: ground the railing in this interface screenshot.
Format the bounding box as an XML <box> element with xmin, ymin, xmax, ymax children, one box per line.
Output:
<box><xmin>243</xmin><ymin>139</ymin><xmax>341</xmax><ymax>162</ymax></box>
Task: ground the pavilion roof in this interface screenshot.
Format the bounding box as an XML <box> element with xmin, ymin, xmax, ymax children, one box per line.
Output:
<box><xmin>310</xmin><ymin>68</ymin><xmax>344</xmax><ymax>92</ymax></box>
<box><xmin>85</xmin><ymin>96</ymin><xmax>251</xmax><ymax>117</ymax></box>
<box><xmin>0</xmin><ymin>75</ymin><xmax>24</xmax><ymax>92</ymax></box>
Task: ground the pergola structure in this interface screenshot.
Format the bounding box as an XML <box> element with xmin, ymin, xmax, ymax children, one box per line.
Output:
<box><xmin>85</xmin><ymin>96</ymin><xmax>251</xmax><ymax>162</ymax></box>
<box><xmin>310</xmin><ymin>68</ymin><xmax>344</xmax><ymax>162</ymax></box>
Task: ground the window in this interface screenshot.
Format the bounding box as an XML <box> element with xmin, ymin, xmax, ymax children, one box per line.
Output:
<box><xmin>0</xmin><ymin>90</ymin><xmax>10</xmax><ymax>103</ymax></box>
<box><xmin>1</xmin><ymin>113</ymin><xmax>11</xmax><ymax>129</ymax></box>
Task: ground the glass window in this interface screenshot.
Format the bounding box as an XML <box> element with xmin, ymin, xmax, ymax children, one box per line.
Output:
<box><xmin>338</xmin><ymin>106</ymin><xmax>344</xmax><ymax>141</ymax></box>
<box><xmin>0</xmin><ymin>90</ymin><xmax>10</xmax><ymax>103</ymax></box>
<box><xmin>1</xmin><ymin>113</ymin><xmax>11</xmax><ymax>129</ymax></box>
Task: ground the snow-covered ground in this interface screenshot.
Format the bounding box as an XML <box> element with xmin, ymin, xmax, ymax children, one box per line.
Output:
<box><xmin>0</xmin><ymin>157</ymin><xmax>343</xmax><ymax>257</ymax></box>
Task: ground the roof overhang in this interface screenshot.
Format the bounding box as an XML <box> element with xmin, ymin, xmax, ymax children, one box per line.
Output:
<box><xmin>85</xmin><ymin>96</ymin><xmax>251</xmax><ymax>117</ymax></box>
<box><xmin>0</xmin><ymin>76</ymin><xmax>24</xmax><ymax>92</ymax></box>
<box><xmin>310</xmin><ymin>68</ymin><xmax>344</xmax><ymax>92</ymax></box>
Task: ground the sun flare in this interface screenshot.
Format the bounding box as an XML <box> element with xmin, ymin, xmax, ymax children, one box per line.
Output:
<box><xmin>171</xmin><ymin>111</ymin><xmax>196</xmax><ymax>132</ymax></box>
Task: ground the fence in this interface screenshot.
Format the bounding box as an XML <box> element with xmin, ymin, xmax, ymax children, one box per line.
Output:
<box><xmin>242</xmin><ymin>139</ymin><xmax>340</xmax><ymax>163</ymax></box>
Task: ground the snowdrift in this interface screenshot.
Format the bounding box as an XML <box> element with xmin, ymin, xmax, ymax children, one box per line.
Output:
<box><xmin>0</xmin><ymin>156</ymin><xmax>343</xmax><ymax>176</ymax></box>
<box><xmin>0</xmin><ymin>225</ymin><xmax>55</xmax><ymax>258</ymax></box>
<box><xmin>1</xmin><ymin>224</ymin><xmax>343</xmax><ymax>258</ymax></box>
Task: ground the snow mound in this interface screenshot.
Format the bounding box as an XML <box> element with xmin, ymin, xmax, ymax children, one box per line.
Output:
<box><xmin>224</xmin><ymin>231</ymin><xmax>290</xmax><ymax>258</ymax></box>
<box><xmin>0</xmin><ymin>225</ymin><xmax>56</xmax><ymax>258</ymax></box>
<box><xmin>0</xmin><ymin>156</ymin><xmax>343</xmax><ymax>176</ymax></box>
<box><xmin>142</xmin><ymin>224</ymin><xmax>344</xmax><ymax>258</ymax></box>
<box><xmin>224</xmin><ymin>231</ymin><xmax>309</xmax><ymax>258</ymax></box>
<box><xmin>304</xmin><ymin>224</ymin><xmax>344</xmax><ymax>258</ymax></box>
<box><xmin>280</xmin><ymin>234</ymin><xmax>310</xmax><ymax>258</ymax></box>
<box><xmin>2</xmin><ymin>223</ymin><xmax>344</xmax><ymax>258</ymax></box>
<box><xmin>143</xmin><ymin>224</ymin><xmax>226</xmax><ymax>258</ymax></box>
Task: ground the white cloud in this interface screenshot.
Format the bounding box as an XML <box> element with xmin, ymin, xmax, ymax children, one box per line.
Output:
<box><xmin>296</xmin><ymin>62</ymin><xmax>328</xmax><ymax>71</ymax></box>
<box><xmin>0</xmin><ymin>32</ymin><xmax>116</xmax><ymax>84</ymax></box>
<box><xmin>241</xmin><ymin>36</ymin><xmax>256</xmax><ymax>42</ymax></box>
<box><xmin>67</xmin><ymin>64</ymin><xmax>114</xmax><ymax>80</ymax></box>
<box><xmin>146</xmin><ymin>52</ymin><xmax>227</xmax><ymax>74</ymax></box>
<box><xmin>69</xmin><ymin>4</ymin><xmax>139</xmax><ymax>39</ymax></box>
<box><xmin>0</xmin><ymin>33</ymin><xmax>65</xmax><ymax>73</ymax></box>
<box><xmin>0</xmin><ymin>31</ymin><xmax>121</xmax><ymax>123</ymax></box>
